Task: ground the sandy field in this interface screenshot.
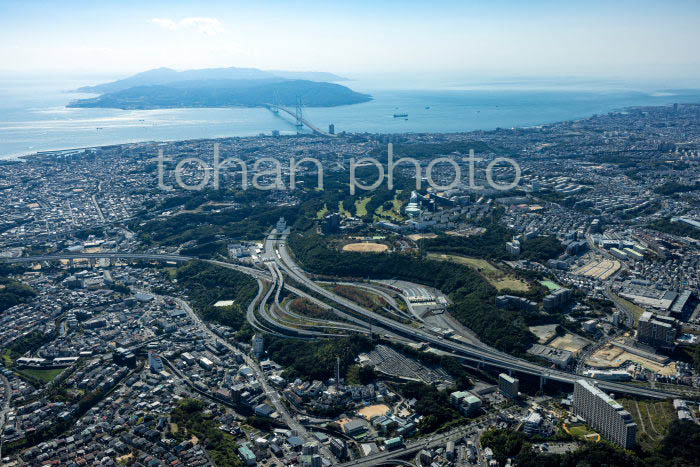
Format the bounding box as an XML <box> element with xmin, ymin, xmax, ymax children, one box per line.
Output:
<box><xmin>407</xmin><ymin>233</ymin><xmax>438</xmax><ymax>241</ymax></box>
<box><xmin>586</xmin><ymin>344</ymin><xmax>676</xmax><ymax>376</ymax></box>
<box><xmin>549</xmin><ymin>333</ymin><xmax>590</xmax><ymax>355</ymax></box>
<box><xmin>529</xmin><ymin>324</ymin><xmax>559</xmax><ymax>344</ymax></box>
<box><xmin>358</xmin><ymin>404</ymin><xmax>390</xmax><ymax>419</ymax></box>
<box><xmin>342</xmin><ymin>242</ymin><xmax>389</xmax><ymax>253</ymax></box>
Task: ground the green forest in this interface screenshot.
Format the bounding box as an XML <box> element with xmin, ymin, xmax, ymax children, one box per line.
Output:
<box><xmin>0</xmin><ymin>277</ymin><xmax>35</xmax><ymax>313</ymax></box>
<box><xmin>265</xmin><ymin>335</ymin><xmax>374</xmax><ymax>381</ymax></box>
<box><xmin>399</xmin><ymin>381</ymin><xmax>465</xmax><ymax>434</ymax></box>
<box><xmin>289</xmin><ymin>233</ymin><xmax>536</xmax><ymax>354</ymax></box>
<box><xmin>520</xmin><ymin>236</ymin><xmax>565</xmax><ymax>261</ymax></box>
<box><xmin>418</xmin><ymin>223</ymin><xmax>512</xmax><ymax>260</ymax></box>
<box><xmin>170</xmin><ymin>398</ymin><xmax>244</xmax><ymax>467</ymax></box>
<box><xmin>648</xmin><ymin>218</ymin><xmax>700</xmax><ymax>240</ymax></box>
<box><xmin>174</xmin><ymin>260</ymin><xmax>258</xmax><ymax>330</ymax></box>
<box><xmin>481</xmin><ymin>420</ymin><xmax>700</xmax><ymax>467</ymax></box>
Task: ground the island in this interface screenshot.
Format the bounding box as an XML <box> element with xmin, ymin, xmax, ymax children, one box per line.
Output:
<box><xmin>68</xmin><ymin>66</ymin><xmax>370</xmax><ymax>109</ymax></box>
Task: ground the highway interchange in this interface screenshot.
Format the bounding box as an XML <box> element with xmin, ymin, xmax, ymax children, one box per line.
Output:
<box><xmin>2</xmin><ymin>235</ymin><xmax>681</xmax><ymax>400</ymax></box>
<box><xmin>1</xmin><ymin>229</ymin><xmax>691</xmax><ymax>464</ymax></box>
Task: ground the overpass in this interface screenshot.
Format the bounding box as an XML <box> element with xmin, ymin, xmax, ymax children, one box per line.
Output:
<box><xmin>266</xmin><ymin>232</ymin><xmax>681</xmax><ymax>400</ymax></box>
<box><xmin>265</xmin><ymin>104</ymin><xmax>336</xmax><ymax>137</ymax></box>
<box><xmin>1</xmin><ymin>251</ymin><xmax>683</xmax><ymax>399</ymax></box>
<box><xmin>2</xmin><ymin>253</ymin><xmax>193</xmax><ymax>264</ymax></box>
<box><xmin>337</xmin><ymin>424</ymin><xmax>472</xmax><ymax>466</ymax></box>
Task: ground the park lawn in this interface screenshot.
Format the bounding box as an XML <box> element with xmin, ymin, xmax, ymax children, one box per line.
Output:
<box><xmin>316</xmin><ymin>204</ymin><xmax>329</xmax><ymax>219</ymax></box>
<box><xmin>566</xmin><ymin>423</ymin><xmax>600</xmax><ymax>442</ymax></box>
<box><xmin>355</xmin><ymin>197</ymin><xmax>372</xmax><ymax>217</ymax></box>
<box><xmin>568</xmin><ymin>425</ymin><xmax>595</xmax><ymax>437</ymax></box>
<box><xmin>339</xmin><ymin>201</ymin><xmax>351</xmax><ymax>218</ymax></box>
<box><xmin>17</xmin><ymin>367</ymin><xmax>64</xmax><ymax>383</ymax></box>
<box><xmin>2</xmin><ymin>350</ymin><xmax>13</xmax><ymax>367</ymax></box>
<box><xmin>374</xmin><ymin>197</ymin><xmax>405</xmax><ymax>222</ymax></box>
<box><xmin>428</xmin><ymin>253</ymin><xmax>530</xmax><ymax>292</ymax></box>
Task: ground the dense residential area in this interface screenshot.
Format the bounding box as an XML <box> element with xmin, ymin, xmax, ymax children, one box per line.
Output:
<box><xmin>0</xmin><ymin>103</ymin><xmax>700</xmax><ymax>467</ymax></box>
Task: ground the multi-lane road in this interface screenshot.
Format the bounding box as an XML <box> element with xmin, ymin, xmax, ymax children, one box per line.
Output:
<box><xmin>176</xmin><ymin>296</ymin><xmax>334</xmax><ymax>460</ymax></box>
<box><xmin>2</xmin><ymin>245</ymin><xmax>679</xmax><ymax>399</ymax></box>
<box><xmin>264</xmin><ymin>231</ymin><xmax>676</xmax><ymax>399</ymax></box>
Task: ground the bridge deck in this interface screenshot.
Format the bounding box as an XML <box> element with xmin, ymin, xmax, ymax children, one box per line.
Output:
<box><xmin>265</xmin><ymin>104</ymin><xmax>335</xmax><ymax>137</ymax></box>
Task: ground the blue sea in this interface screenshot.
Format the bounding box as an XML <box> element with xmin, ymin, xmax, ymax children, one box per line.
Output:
<box><xmin>2</xmin><ymin>75</ymin><xmax>700</xmax><ymax>160</ymax></box>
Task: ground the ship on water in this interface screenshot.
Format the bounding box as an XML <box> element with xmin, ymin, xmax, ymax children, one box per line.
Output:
<box><xmin>393</xmin><ymin>113</ymin><xmax>408</xmax><ymax>118</ymax></box>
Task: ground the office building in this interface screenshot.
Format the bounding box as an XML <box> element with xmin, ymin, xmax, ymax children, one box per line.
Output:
<box><xmin>573</xmin><ymin>379</ymin><xmax>636</xmax><ymax>449</ymax></box>
<box><xmin>321</xmin><ymin>212</ymin><xmax>340</xmax><ymax>235</ymax></box>
<box><xmin>506</xmin><ymin>239</ymin><xmax>521</xmax><ymax>255</ymax></box>
<box><xmin>330</xmin><ymin>438</ymin><xmax>347</xmax><ymax>459</ymax></box>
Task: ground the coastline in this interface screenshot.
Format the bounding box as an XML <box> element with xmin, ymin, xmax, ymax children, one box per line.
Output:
<box><xmin>3</xmin><ymin>91</ymin><xmax>700</xmax><ymax>162</ymax></box>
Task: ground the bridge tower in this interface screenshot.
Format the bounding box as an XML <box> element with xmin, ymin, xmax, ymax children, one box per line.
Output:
<box><xmin>271</xmin><ymin>90</ymin><xmax>280</xmax><ymax>114</ymax></box>
<box><xmin>294</xmin><ymin>96</ymin><xmax>303</xmax><ymax>128</ymax></box>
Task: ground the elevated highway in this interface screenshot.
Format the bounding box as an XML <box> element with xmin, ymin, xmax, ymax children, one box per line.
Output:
<box><xmin>1</xmin><ymin>250</ymin><xmax>679</xmax><ymax>399</ymax></box>
<box><xmin>266</xmin><ymin>232</ymin><xmax>676</xmax><ymax>399</ymax></box>
<box><xmin>2</xmin><ymin>252</ymin><xmax>192</xmax><ymax>263</ymax></box>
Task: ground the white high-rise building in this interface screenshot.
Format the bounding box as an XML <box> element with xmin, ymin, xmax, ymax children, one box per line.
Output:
<box><xmin>498</xmin><ymin>373</ymin><xmax>519</xmax><ymax>399</ymax></box>
<box><xmin>573</xmin><ymin>379</ymin><xmax>636</xmax><ymax>449</ymax></box>
<box><xmin>252</xmin><ymin>334</ymin><xmax>264</xmax><ymax>358</ymax></box>
<box><xmin>148</xmin><ymin>351</ymin><xmax>164</xmax><ymax>373</ymax></box>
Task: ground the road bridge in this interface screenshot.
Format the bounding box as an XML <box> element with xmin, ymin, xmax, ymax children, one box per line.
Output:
<box><xmin>265</xmin><ymin>104</ymin><xmax>335</xmax><ymax>137</ymax></box>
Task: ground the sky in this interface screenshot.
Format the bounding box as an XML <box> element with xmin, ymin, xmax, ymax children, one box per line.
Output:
<box><xmin>1</xmin><ymin>0</ymin><xmax>700</xmax><ymax>87</ymax></box>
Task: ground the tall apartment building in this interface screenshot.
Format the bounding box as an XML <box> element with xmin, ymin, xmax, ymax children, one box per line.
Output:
<box><xmin>637</xmin><ymin>312</ymin><xmax>676</xmax><ymax>349</ymax></box>
<box><xmin>543</xmin><ymin>288</ymin><xmax>572</xmax><ymax>311</ymax></box>
<box><xmin>506</xmin><ymin>239</ymin><xmax>521</xmax><ymax>255</ymax></box>
<box><xmin>573</xmin><ymin>379</ymin><xmax>636</xmax><ymax>449</ymax></box>
<box><xmin>252</xmin><ymin>334</ymin><xmax>265</xmax><ymax>358</ymax></box>
<box><xmin>148</xmin><ymin>351</ymin><xmax>164</xmax><ymax>373</ymax></box>
<box><xmin>498</xmin><ymin>373</ymin><xmax>519</xmax><ymax>399</ymax></box>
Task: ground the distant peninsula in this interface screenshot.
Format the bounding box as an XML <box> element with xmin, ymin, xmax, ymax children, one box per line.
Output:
<box><xmin>67</xmin><ymin>66</ymin><xmax>370</xmax><ymax>109</ymax></box>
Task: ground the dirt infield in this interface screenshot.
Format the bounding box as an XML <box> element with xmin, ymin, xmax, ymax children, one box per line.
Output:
<box><xmin>342</xmin><ymin>242</ymin><xmax>389</xmax><ymax>253</ymax></box>
<box><xmin>407</xmin><ymin>233</ymin><xmax>438</xmax><ymax>241</ymax></box>
<box><xmin>549</xmin><ymin>333</ymin><xmax>590</xmax><ymax>355</ymax></box>
<box><xmin>358</xmin><ymin>404</ymin><xmax>390</xmax><ymax>419</ymax></box>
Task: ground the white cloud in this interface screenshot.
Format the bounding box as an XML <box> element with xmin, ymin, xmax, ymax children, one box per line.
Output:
<box><xmin>150</xmin><ymin>18</ymin><xmax>178</xmax><ymax>31</ymax></box>
<box><xmin>149</xmin><ymin>17</ymin><xmax>224</xmax><ymax>35</ymax></box>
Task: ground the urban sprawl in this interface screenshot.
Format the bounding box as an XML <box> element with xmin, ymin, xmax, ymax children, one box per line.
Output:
<box><xmin>0</xmin><ymin>103</ymin><xmax>699</xmax><ymax>467</ymax></box>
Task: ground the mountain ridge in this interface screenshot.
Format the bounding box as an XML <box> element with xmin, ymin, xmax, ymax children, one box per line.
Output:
<box><xmin>67</xmin><ymin>78</ymin><xmax>371</xmax><ymax>109</ymax></box>
<box><xmin>74</xmin><ymin>66</ymin><xmax>349</xmax><ymax>94</ymax></box>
